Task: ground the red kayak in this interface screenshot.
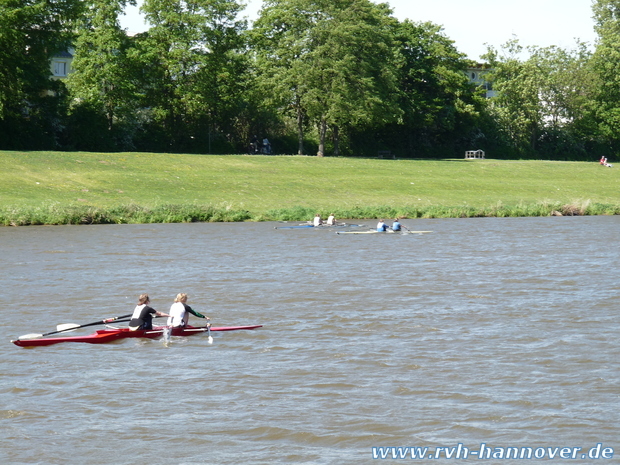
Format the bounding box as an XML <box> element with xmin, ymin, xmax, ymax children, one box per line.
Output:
<box><xmin>12</xmin><ymin>324</ymin><xmax>262</xmax><ymax>348</ymax></box>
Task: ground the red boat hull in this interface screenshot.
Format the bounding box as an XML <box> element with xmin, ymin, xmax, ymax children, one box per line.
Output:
<box><xmin>12</xmin><ymin>325</ymin><xmax>262</xmax><ymax>347</ymax></box>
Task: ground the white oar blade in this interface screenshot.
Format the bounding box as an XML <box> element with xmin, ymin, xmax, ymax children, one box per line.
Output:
<box><xmin>18</xmin><ymin>333</ymin><xmax>44</xmax><ymax>340</ymax></box>
<box><xmin>163</xmin><ymin>327</ymin><xmax>171</xmax><ymax>344</ymax></box>
<box><xmin>206</xmin><ymin>324</ymin><xmax>213</xmax><ymax>344</ymax></box>
<box><xmin>56</xmin><ymin>323</ymin><xmax>81</xmax><ymax>332</ymax></box>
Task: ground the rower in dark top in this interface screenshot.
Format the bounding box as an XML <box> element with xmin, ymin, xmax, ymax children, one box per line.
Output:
<box><xmin>129</xmin><ymin>294</ymin><xmax>170</xmax><ymax>330</ymax></box>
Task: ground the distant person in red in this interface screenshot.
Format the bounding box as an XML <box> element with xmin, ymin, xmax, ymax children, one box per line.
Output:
<box><xmin>129</xmin><ymin>294</ymin><xmax>170</xmax><ymax>330</ymax></box>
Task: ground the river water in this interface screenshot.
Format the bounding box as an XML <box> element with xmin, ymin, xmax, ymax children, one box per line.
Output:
<box><xmin>1</xmin><ymin>216</ymin><xmax>618</xmax><ymax>464</ymax></box>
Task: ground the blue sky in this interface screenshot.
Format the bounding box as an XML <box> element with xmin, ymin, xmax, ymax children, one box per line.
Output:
<box><xmin>120</xmin><ymin>0</ymin><xmax>597</xmax><ymax>60</ymax></box>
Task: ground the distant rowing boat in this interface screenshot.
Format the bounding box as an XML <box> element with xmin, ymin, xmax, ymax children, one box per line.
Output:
<box><xmin>274</xmin><ymin>224</ymin><xmax>314</xmax><ymax>229</ymax></box>
<box><xmin>336</xmin><ymin>230</ymin><xmax>432</xmax><ymax>235</ymax></box>
<box><xmin>275</xmin><ymin>223</ymin><xmax>363</xmax><ymax>229</ymax></box>
<box><xmin>12</xmin><ymin>324</ymin><xmax>262</xmax><ymax>348</ymax></box>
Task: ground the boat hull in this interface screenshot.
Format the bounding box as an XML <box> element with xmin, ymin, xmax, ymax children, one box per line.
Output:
<box><xmin>275</xmin><ymin>223</ymin><xmax>363</xmax><ymax>229</ymax></box>
<box><xmin>12</xmin><ymin>325</ymin><xmax>262</xmax><ymax>347</ymax></box>
<box><xmin>336</xmin><ymin>230</ymin><xmax>432</xmax><ymax>235</ymax></box>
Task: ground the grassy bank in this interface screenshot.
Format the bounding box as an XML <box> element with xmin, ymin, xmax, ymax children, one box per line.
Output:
<box><xmin>0</xmin><ymin>150</ymin><xmax>618</xmax><ymax>225</ymax></box>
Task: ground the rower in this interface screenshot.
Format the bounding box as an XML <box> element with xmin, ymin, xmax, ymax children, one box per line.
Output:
<box><xmin>168</xmin><ymin>293</ymin><xmax>209</xmax><ymax>327</ymax></box>
<box><xmin>129</xmin><ymin>294</ymin><xmax>170</xmax><ymax>330</ymax></box>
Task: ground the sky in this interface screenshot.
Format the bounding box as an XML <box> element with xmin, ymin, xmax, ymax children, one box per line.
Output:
<box><xmin>120</xmin><ymin>0</ymin><xmax>598</xmax><ymax>60</ymax></box>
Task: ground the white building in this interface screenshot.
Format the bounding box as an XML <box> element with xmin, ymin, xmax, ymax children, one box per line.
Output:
<box><xmin>50</xmin><ymin>48</ymin><xmax>74</xmax><ymax>80</ymax></box>
<box><xmin>466</xmin><ymin>64</ymin><xmax>496</xmax><ymax>98</ymax></box>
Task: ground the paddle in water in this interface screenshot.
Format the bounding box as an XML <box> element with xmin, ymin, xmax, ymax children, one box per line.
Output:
<box><xmin>18</xmin><ymin>314</ymin><xmax>133</xmax><ymax>340</ymax></box>
<box><xmin>206</xmin><ymin>321</ymin><xmax>213</xmax><ymax>344</ymax></box>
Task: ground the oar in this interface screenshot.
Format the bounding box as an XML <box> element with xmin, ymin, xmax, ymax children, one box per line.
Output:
<box><xmin>55</xmin><ymin>318</ymin><xmax>132</xmax><ymax>332</ymax></box>
<box><xmin>206</xmin><ymin>319</ymin><xmax>213</xmax><ymax>344</ymax></box>
<box><xmin>18</xmin><ymin>314</ymin><xmax>133</xmax><ymax>340</ymax></box>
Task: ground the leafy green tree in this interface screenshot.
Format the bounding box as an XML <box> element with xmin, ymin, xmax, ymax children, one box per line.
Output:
<box><xmin>189</xmin><ymin>0</ymin><xmax>251</xmax><ymax>152</ymax></box>
<box><xmin>386</xmin><ymin>20</ymin><xmax>481</xmax><ymax>157</ymax></box>
<box><xmin>591</xmin><ymin>0</ymin><xmax>620</xmax><ymax>154</ymax></box>
<box><xmin>134</xmin><ymin>0</ymin><xmax>247</xmax><ymax>152</ymax></box>
<box><xmin>482</xmin><ymin>39</ymin><xmax>543</xmax><ymax>154</ymax></box>
<box><xmin>251</xmin><ymin>0</ymin><xmax>314</xmax><ymax>154</ymax></box>
<box><xmin>0</xmin><ymin>0</ymin><xmax>82</xmax><ymax>148</ymax></box>
<box><xmin>253</xmin><ymin>0</ymin><xmax>400</xmax><ymax>156</ymax></box>
<box><xmin>530</xmin><ymin>43</ymin><xmax>595</xmax><ymax>158</ymax></box>
<box><xmin>302</xmin><ymin>0</ymin><xmax>400</xmax><ymax>156</ymax></box>
<box><xmin>483</xmin><ymin>39</ymin><xmax>595</xmax><ymax>158</ymax></box>
<box><xmin>66</xmin><ymin>0</ymin><xmax>139</xmax><ymax>150</ymax></box>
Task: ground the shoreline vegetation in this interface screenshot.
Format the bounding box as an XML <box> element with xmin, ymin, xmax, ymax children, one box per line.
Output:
<box><xmin>2</xmin><ymin>202</ymin><xmax>620</xmax><ymax>227</ymax></box>
<box><xmin>1</xmin><ymin>151</ymin><xmax>618</xmax><ymax>226</ymax></box>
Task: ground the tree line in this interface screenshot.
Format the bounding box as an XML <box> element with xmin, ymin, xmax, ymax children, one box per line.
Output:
<box><xmin>1</xmin><ymin>0</ymin><xmax>619</xmax><ymax>160</ymax></box>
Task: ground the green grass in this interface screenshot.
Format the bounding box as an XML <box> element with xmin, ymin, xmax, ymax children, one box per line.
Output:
<box><xmin>0</xmin><ymin>150</ymin><xmax>618</xmax><ymax>225</ymax></box>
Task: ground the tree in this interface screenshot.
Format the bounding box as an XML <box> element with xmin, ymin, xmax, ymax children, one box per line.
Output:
<box><xmin>530</xmin><ymin>43</ymin><xmax>595</xmax><ymax>158</ymax></box>
<box><xmin>386</xmin><ymin>20</ymin><xmax>481</xmax><ymax>157</ymax></box>
<box><xmin>0</xmin><ymin>0</ymin><xmax>82</xmax><ymax>148</ymax></box>
<box><xmin>189</xmin><ymin>0</ymin><xmax>251</xmax><ymax>152</ymax></box>
<box><xmin>253</xmin><ymin>0</ymin><xmax>400</xmax><ymax>156</ymax></box>
<box><xmin>482</xmin><ymin>39</ymin><xmax>543</xmax><ymax>154</ymax></box>
<box><xmin>482</xmin><ymin>38</ymin><xmax>595</xmax><ymax>158</ymax></box>
<box><xmin>591</xmin><ymin>0</ymin><xmax>620</xmax><ymax>153</ymax></box>
<box><xmin>133</xmin><ymin>0</ymin><xmax>247</xmax><ymax>152</ymax></box>
<box><xmin>66</xmin><ymin>0</ymin><xmax>140</xmax><ymax>150</ymax></box>
<box><xmin>251</xmin><ymin>0</ymin><xmax>315</xmax><ymax>154</ymax></box>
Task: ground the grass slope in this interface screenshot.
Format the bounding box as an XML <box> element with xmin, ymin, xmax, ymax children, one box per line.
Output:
<box><xmin>0</xmin><ymin>151</ymin><xmax>618</xmax><ymax>225</ymax></box>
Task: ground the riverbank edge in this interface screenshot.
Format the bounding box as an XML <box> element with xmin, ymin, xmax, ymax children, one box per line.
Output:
<box><xmin>1</xmin><ymin>201</ymin><xmax>618</xmax><ymax>226</ymax></box>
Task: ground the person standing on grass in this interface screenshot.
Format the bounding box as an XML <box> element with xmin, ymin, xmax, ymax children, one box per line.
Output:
<box><xmin>168</xmin><ymin>293</ymin><xmax>209</xmax><ymax>328</ymax></box>
<box><xmin>129</xmin><ymin>294</ymin><xmax>170</xmax><ymax>331</ymax></box>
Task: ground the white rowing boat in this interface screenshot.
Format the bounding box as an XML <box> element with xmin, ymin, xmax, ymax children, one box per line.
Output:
<box><xmin>336</xmin><ymin>230</ymin><xmax>432</xmax><ymax>235</ymax></box>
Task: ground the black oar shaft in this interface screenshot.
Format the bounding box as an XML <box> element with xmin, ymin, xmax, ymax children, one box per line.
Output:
<box><xmin>42</xmin><ymin>314</ymin><xmax>133</xmax><ymax>337</ymax></box>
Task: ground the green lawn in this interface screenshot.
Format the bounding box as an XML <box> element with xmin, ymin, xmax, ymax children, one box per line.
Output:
<box><xmin>0</xmin><ymin>150</ymin><xmax>618</xmax><ymax>224</ymax></box>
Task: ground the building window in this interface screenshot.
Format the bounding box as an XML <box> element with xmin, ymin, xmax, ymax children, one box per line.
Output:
<box><xmin>53</xmin><ymin>61</ymin><xmax>67</xmax><ymax>76</ymax></box>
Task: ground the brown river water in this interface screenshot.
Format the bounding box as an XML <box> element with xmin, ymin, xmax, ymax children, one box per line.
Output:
<box><xmin>1</xmin><ymin>216</ymin><xmax>618</xmax><ymax>464</ymax></box>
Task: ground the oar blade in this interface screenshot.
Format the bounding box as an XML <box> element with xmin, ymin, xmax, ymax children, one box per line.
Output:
<box><xmin>17</xmin><ymin>333</ymin><xmax>44</xmax><ymax>340</ymax></box>
<box><xmin>56</xmin><ymin>323</ymin><xmax>81</xmax><ymax>332</ymax></box>
<box><xmin>207</xmin><ymin>323</ymin><xmax>213</xmax><ymax>344</ymax></box>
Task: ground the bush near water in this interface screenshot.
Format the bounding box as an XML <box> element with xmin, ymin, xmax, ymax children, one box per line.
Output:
<box><xmin>0</xmin><ymin>151</ymin><xmax>618</xmax><ymax>226</ymax></box>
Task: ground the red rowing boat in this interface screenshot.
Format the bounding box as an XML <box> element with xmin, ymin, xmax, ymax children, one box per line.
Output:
<box><xmin>12</xmin><ymin>324</ymin><xmax>262</xmax><ymax>347</ymax></box>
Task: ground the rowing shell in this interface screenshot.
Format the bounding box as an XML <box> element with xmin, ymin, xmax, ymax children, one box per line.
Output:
<box><xmin>275</xmin><ymin>223</ymin><xmax>363</xmax><ymax>229</ymax></box>
<box><xmin>336</xmin><ymin>230</ymin><xmax>433</xmax><ymax>235</ymax></box>
<box><xmin>274</xmin><ymin>224</ymin><xmax>314</xmax><ymax>229</ymax></box>
<box><xmin>11</xmin><ymin>324</ymin><xmax>262</xmax><ymax>347</ymax></box>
